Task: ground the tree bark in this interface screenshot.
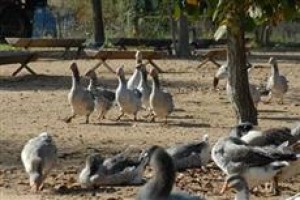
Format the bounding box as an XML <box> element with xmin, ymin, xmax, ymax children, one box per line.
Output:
<box><xmin>91</xmin><ymin>0</ymin><xmax>105</xmax><ymax>47</ymax></box>
<box><xmin>177</xmin><ymin>11</ymin><xmax>190</xmax><ymax>57</ymax></box>
<box><xmin>227</xmin><ymin>22</ymin><xmax>258</xmax><ymax>125</ymax></box>
<box><xmin>168</xmin><ymin>0</ymin><xmax>177</xmax><ymax>55</ymax></box>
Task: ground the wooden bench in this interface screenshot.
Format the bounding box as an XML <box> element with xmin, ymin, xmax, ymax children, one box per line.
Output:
<box><xmin>5</xmin><ymin>38</ymin><xmax>86</xmax><ymax>58</ymax></box>
<box><xmin>85</xmin><ymin>49</ymin><xmax>167</xmax><ymax>73</ymax></box>
<box><xmin>0</xmin><ymin>51</ymin><xmax>38</xmax><ymax>76</ymax></box>
<box><xmin>197</xmin><ymin>48</ymin><xmax>227</xmax><ymax>68</ymax></box>
<box><xmin>110</xmin><ymin>38</ymin><xmax>173</xmax><ymax>55</ymax></box>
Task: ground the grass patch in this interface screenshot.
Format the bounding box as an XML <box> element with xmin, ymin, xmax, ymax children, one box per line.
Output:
<box><xmin>0</xmin><ymin>44</ymin><xmax>16</xmax><ymax>51</ymax></box>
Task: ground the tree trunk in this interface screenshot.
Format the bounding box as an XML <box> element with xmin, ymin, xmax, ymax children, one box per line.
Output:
<box><xmin>177</xmin><ymin>11</ymin><xmax>190</xmax><ymax>57</ymax></box>
<box><xmin>227</xmin><ymin>23</ymin><xmax>258</xmax><ymax>125</ymax></box>
<box><xmin>91</xmin><ymin>0</ymin><xmax>105</xmax><ymax>47</ymax></box>
<box><xmin>168</xmin><ymin>0</ymin><xmax>177</xmax><ymax>55</ymax></box>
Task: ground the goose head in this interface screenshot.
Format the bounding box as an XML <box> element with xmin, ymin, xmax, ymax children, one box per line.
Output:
<box><xmin>135</xmin><ymin>51</ymin><xmax>142</xmax><ymax>64</ymax></box>
<box><xmin>85</xmin><ymin>70</ymin><xmax>97</xmax><ymax>80</ymax></box>
<box><xmin>116</xmin><ymin>66</ymin><xmax>125</xmax><ymax>77</ymax></box>
<box><xmin>149</xmin><ymin>68</ymin><xmax>159</xmax><ymax>78</ymax></box>
<box><xmin>268</xmin><ymin>57</ymin><xmax>276</xmax><ymax>65</ymax></box>
<box><xmin>229</xmin><ymin>122</ymin><xmax>254</xmax><ymax>138</ymax></box>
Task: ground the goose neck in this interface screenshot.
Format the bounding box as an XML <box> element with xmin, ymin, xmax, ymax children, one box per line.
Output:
<box><xmin>271</xmin><ymin>63</ymin><xmax>279</xmax><ymax>76</ymax></box>
<box><xmin>72</xmin><ymin>70</ymin><xmax>80</xmax><ymax>88</ymax></box>
<box><xmin>152</xmin><ymin>76</ymin><xmax>160</xmax><ymax>90</ymax></box>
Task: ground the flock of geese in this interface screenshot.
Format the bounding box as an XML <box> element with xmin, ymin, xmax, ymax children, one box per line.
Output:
<box><xmin>19</xmin><ymin>51</ymin><xmax>300</xmax><ymax>199</ymax></box>
<box><xmin>65</xmin><ymin>51</ymin><xmax>174</xmax><ymax>124</ymax></box>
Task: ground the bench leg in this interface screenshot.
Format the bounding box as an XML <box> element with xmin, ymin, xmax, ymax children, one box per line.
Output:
<box><xmin>197</xmin><ymin>58</ymin><xmax>209</xmax><ymax>69</ymax></box>
<box><xmin>102</xmin><ymin>61</ymin><xmax>115</xmax><ymax>74</ymax></box>
<box><xmin>146</xmin><ymin>60</ymin><xmax>164</xmax><ymax>73</ymax></box>
<box><xmin>12</xmin><ymin>63</ymin><xmax>37</xmax><ymax>76</ymax></box>
<box><xmin>89</xmin><ymin>60</ymin><xmax>115</xmax><ymax>74</ymax></box>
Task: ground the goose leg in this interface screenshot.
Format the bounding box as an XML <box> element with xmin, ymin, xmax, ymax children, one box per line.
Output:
<box><xmin>265</xmin><ymin>93</ymin><xmax>272</xmax><ymax>104</ymax></box>
<box><xmin>278</xmin><ymin>96</ymin><xmax>284</xmax><ymax>105</ymax></box>
<box><xmin>149</xmin><ymin>115</ymin><xmax>155</xmax><ymax>123</ymax></box>
<box><xmin>272</xmin><ymin>177</ymin><xmax>280</xmax><ymax>196</ymax></box>
<box><xmin>85</xmin><ymin>115</ymin><xmax>90</xmax><ymax>124</ymax></box>
<box><xmin>65</xmin><ymin>114</ymin><xmax>76</xmax><ymax>123</ymax></box>
<box><xmin>133</xmin><ymin>113</ymin><xmax>138</xmax><ymax>121</ymax></box>
<box><xmin>116</xmin><ymin>112</ymin><xmax>124</xmax><ymax>121</ymax></box>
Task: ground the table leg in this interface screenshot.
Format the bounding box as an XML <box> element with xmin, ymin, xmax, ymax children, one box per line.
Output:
<box><xmin>146</xmin><ymin>59</ymin><xmax>164</xmax><ymax>73</ymax></box>
<box><xmin>102</xmin><ymin>61</ymin><xmax>115</xmax><ymax>74</ymax></box>
<box><xmin>12</xmin><ymin>55</ymin><xmax>37</xmax><ymax>76</ymax></box>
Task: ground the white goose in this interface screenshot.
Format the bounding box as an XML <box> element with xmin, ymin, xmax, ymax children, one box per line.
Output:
<box><xmin>266</xmin><ymin>57</ymin><xmax>289</xmax><ymax>104</ymax></box>
<box><xmin>85</xmin><ymin>70</ymin><xmax>115</xmax><ymax>120</ymax></box>
<box><xmin>21</xmin><ymin>132</ymin><xmax>57</xmax><ymax>191</ymax></box>
<box><xmin>211</xmin><ymin>135</ymin><xmax>298</xmax><ymax>190</ymax></box>
<box><xmin>127</xmin><ymin>51</ymin><xmax>143</xmax><ymax>90</ymax></box>
<box><xmin>149</xmin><ymin>68</ymin><xmax>174</xmax><ymax>124</ymax></box>
<box><xmin>65</xmin><ymin>62</ymin><xmax>95</xmax><ymax>124</ymax></box>
<box><xmin>137</xmin><ymin>63</ymin><xmax>151</xmax><ymax>111</ymax></box>
<box><xmin>115</xmin><ymin>66</ymin><xmax>142</xmax><ymax>121</ymax></box>
<box><xmin>231</xmin><ymin>122</ymin><xmax>300</xmax><ymax>195</ymax></box>
<box><xmin>214</xmin><ymin>64</ymin><xmax>261</xmax><ymax>107</ymax></box>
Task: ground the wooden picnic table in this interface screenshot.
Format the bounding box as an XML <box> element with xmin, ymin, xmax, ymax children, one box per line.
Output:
<box><xmin>0</xmin><ymin>51</ymin><xmax>38</xmax><ymax>76</ymax></box>
<box><xmin>110</xmin><ymin>38</ymin><xmax>173</xmax><ymax>55</ymax></box>
<box><xmin>5</xmin><ymin>38</ymin><xmax>86</xmax><ymax>58</ymax></box>
<box><xmin>85</xmin><ymin>49</ymin><xmax>167</xmax><ymax>73</ymax></box>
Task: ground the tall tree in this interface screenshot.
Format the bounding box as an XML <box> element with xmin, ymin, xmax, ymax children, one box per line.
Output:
<box><xmin>181</xmin><ymin>0</ymin><xmax>299</xmax><ymax>124</ymax></box>
<box><xmin>91</xmin><ymin>0</ymin><xmax>105</xmax><ymax>47</ymax></box>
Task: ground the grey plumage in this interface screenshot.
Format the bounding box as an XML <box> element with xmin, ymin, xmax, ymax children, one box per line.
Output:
<box><xmin>212</xmin><ymin>135</ymin><xmax>297</xmax><ymax>188</ymax></box>
<box><xmin>85</xmin><ymin>70</ymin><xmax>115</xmax><ymax>120</ymax></box>
<box><xmin>266</xmin><ymin>57</ymin><xmax>289</xmax><ymax>104</ymax></box>
<box><xmin>149</xmin><ymin>68</ymin><xmax>174</xmax><ymax>124</ymax></box>
<box><xmin>136</xmin><ymin>146</ymin><xmax>203</xmax><ymax>200</ymax></box>
<box><xmin>66</xmin><ymin>62</ymin><xmax>95</xmax><ymax>124</ymax></box>
<box><xmin>79</xmin><ymin>151</ymin><xmax>146</xmax><ymax>187</ymax></box>
<box><xmin>166</xmin><ymin>135</ymin><xmax>210</xmax><ymax>171</ymax></box>
<box><xmin>21</xmin><ymin>132</ymin><xmax>57</xmax><ymax>191</ymax></box>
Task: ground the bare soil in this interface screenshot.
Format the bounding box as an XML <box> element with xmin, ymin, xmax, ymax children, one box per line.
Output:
<box><xmin>0</xmin><ymin>58</ymin><xmax>299</xmax><ymax>200</ymax></box>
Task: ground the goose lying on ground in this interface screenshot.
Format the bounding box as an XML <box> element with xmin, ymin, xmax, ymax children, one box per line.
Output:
<box><xmin>165</xmin><ymin>134</ymin><xmax>210</xmax><ymax>171</ymax></box>
<box><xmin>65</xmin><ymin>62</ymin><xmax>95</xmax><ymax>124</ymax></box>
<box><xmin>211</xmin><ymin>134</ymin><xmax>298</xmax><ymax>190</ymax></box>
<box><xmin>136</xmin><ymin>145</ymin><xmax>203</xmax><ymax>200</ymax></box>
<box><xmin>266</xmin><ymin>57</ymin><xmax>289</xmax><ymax>104</ymax></box>
<box><xmin>127</xmin><ymin>51</ymin><xmax>143</xmax><ymax>90</ymax></box>
<box><xmin>85</xmin><ymin>70</ymin><xmax>115</xmax><ymax>120</ymax></box>
<box><xmin>21</xmin><ymin>132</ymin><xmax>57</xmax><ymax>191</ymax></box>
<box><xmin>115</xmin><ymin>66</ymin><xmax>142</xmax><ymax>121</ymax></box>
<box><xmin>149</xmin><ymin>68</ymin><xmax>174</xmax><ymax>124</ymax></box>
<box><xmin>79</xmin><ymin>151</ymin><xmax>146</xmax><ymax>187</ymax></box>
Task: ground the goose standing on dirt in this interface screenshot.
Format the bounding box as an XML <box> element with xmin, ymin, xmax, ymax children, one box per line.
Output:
<box><xmin>127</xmin><ymin>51</ymin><xmax>143</xmax><ymax>90</ymax></box>
<box><xmin>85</xmin><ymin>70</ymin><xmax>115</xmax><ymax>120</ymax></box>
<box><xmin>215</xmin><ymin>64</ymin><xmax>261</xmax><ymax>107</ymax></box>
<box><xmin>211</xmin><ymin>134</ymin><xmax>297</xmax><ymax>189</ymax></box>
<box><xmin>266</xmin><ymin>57</ymin><xmax>289</xmax><ymax>104</ymax></box>
<box><xmin>166</xmin><ymin>134</ymin><xmax>210</xmax><ymax>171</ymax></box>
<box><xmin>115</xmin><ymin>66</ymin><xmax>142</xmax><ymax>121</ymax></box>
<box><xmin>136</xmin><ymin>145</ymin><xmax>203</xmax><ymax>200</ymax></box>
<box><xmin>79</xmin><ymin>151</ymin><xmax>146</xmax><ymax>187</ymax></box>
<box><xmin>149</xmin><ymin>68</ymin><xmax>174</xmax><ymax>124</ymax></box>
<box><xmin>65</xmin><ymin>62</ymin><xmax>95</xmax><ymax>124</ymax></box>
<box><xmin>213</xmin><ymin>64</ymin><xmax>228</xmax><ymax>90</ymax></box>
<box><xmin>21</xmin><ymin>132</ymin><xmax>57</xmax><ymax>191</ymax></box>
<box><xmin>137</xmin><ymin>63</ymin><xmax>151</xmax><ymax>112</ymax></box>
<box><xmin>237</xmin><ymin>123</ymin><xmax>300</xmax><ymax>195</ymax></box>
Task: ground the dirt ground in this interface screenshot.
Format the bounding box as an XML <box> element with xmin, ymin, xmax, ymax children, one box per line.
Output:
<box><xmin>0</xmin><ymin>57</ymin><xmax>299</xmax><ymax>200</ymax></box>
